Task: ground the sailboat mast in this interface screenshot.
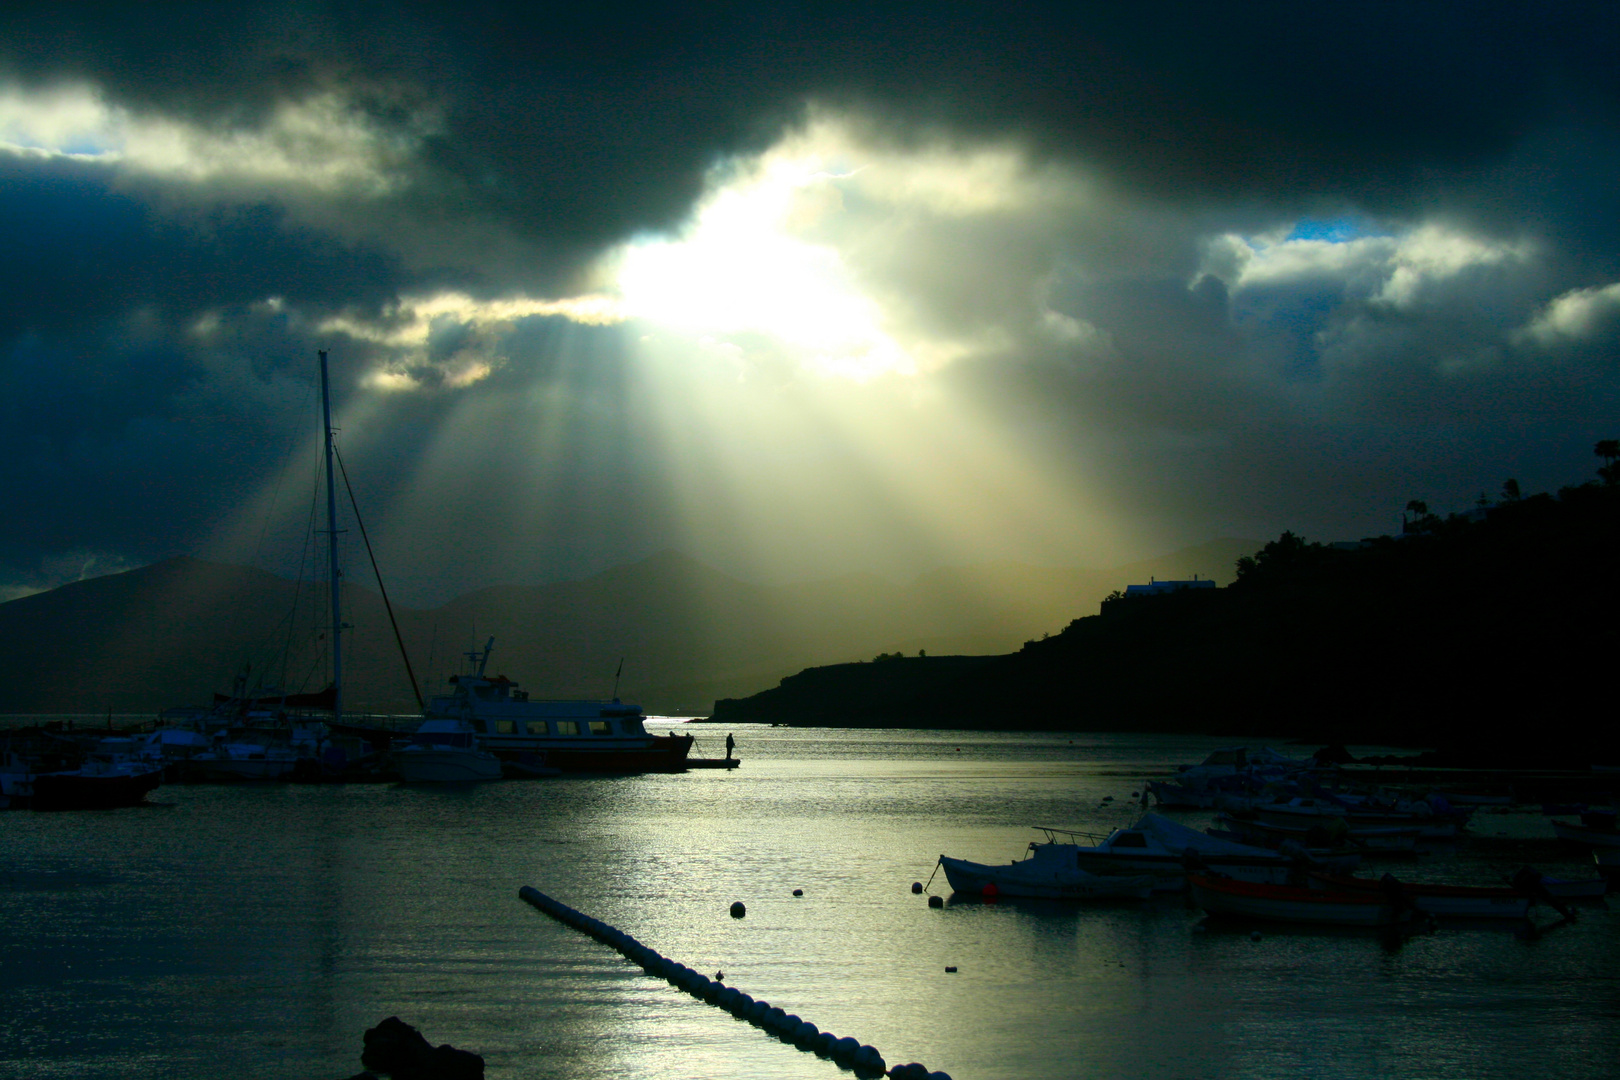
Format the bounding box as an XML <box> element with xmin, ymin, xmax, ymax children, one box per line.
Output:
<box><xmin>319</xmin><ymin>350</ymin><xmax>344</xmax><ymax>723</ymax></box>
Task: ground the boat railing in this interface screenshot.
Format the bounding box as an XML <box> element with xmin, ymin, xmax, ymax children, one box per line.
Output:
<box><xmin>1035</xmin><ymin>825</ymin><xmax>1110</xmax><ymax>844</ymax></box>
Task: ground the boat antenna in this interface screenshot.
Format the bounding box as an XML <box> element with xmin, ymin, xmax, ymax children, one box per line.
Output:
<box><xmin>612</xmin><ymin>657</ymin><xmax>624</xmax><ymax>702</ymax></box>
<box><xmin>318</xmin><ymin>350</ymin><xmax>345</xmax><ymax>724</ymax></box>
<box><xmin>333</xmin><ymin>444</ymin><xmax>424</xmax><ymax>711</ymax></box>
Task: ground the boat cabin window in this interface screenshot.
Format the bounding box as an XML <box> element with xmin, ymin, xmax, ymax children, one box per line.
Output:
<box><xmin>495</xmin><ymin>721</ymin><xmax>515</xmax><ymax>735</ymax></box>
<box><xmin>588</xmin><ymin>720</ymin><xmax>611</xmax><ymax>735</ymax></box>
<box><xmin>513</xmin><ymin>690</ymin><xmax>529</xmax><ymax>701</ymax></box>
<box><xmin>475</xmin><ymin>686</ymin><xmax>497</xmax><ymax>700</ymax></box>
<box><xmin>1112</xmin><ymin>832</ymin><xmax>1148</xmax><ymax>847</ymax></box>
<box><xmin>520</xmin><ymin>720</ymin><xmax>548</xmax><ymax>735</ymax></box>
<box><xmin>555</xmin><ymin>721</ymin><xmax>578</xmax><ymax>736</ymax></box>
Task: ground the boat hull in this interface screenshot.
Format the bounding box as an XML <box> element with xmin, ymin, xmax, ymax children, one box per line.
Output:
<box><xmin>1551</xmin><ymin>821</ymin><xmax>1620</xmax><ymax>848</ymax></box>
<box><xmin>1307</xmin><ymin>873</ymin><xmax>1532</xmax><ymax>918</ymax></box>
<box><xmin>488</xmin><ymin>734</ymin><xmax>693</xmax><ymax>774</ymax></box>
<box><xmin>396</xmin><ymin>748</ymin><xmax>504</xmax><ymax>783</ymax></box>
<box><xmin>30</xmin><ymin>766</ymin><xmax>162</xmax><ymax>810</ymax></box>
<box><xmin>1189</xmin><ymin>875</ymin><xmax>1415</xmax><ymax>926</ymax></box>
<box><xmin>939</xmin><ymin>856</ymin><xmax>1156</xmax><ymax>900</ymax></box>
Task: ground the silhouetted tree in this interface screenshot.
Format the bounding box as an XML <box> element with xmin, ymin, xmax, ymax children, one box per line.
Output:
<box><xmin>1597</xmin><ymin>439</ymin><xmax>1620</xmax><ymax>486</ymax></box>
<box><xmin>1405</xmin><ymin>499</ymin><xmax>1428</xmax><ymax>516</ymax></box>
<box><xmin>1501</xmin><ymin>478</ymin><xmax>1521</xmax><ymax>502</ymax></box>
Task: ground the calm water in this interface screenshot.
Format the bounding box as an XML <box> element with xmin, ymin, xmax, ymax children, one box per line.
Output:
<box><xmin>1</xmin><ymin>725</ymin><xmax>1615</xmax><ymax>1080</ymax></box>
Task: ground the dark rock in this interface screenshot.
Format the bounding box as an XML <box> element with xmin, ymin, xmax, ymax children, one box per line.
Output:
<box><xmin>360</xmin><ymin>1016</ymin><xmax>484</xmax><ymax>1080</ymax></box>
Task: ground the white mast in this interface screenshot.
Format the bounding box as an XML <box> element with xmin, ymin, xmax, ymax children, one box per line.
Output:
<box><xmin>319</xmin><ymin>350</ymin><xmax>344</xmax><ymax>723</ymax></box>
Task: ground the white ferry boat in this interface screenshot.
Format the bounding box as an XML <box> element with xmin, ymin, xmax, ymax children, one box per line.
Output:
<box><xmin>425</xmin><ymin>639</ymin><xmax>693</xmax><ymax>773</ymax></box>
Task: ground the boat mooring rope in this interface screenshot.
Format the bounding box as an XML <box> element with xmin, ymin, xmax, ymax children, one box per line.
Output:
<box><xmin>517</xmin><ymin>885</ymin><xmax>952</xmax><ymax>1080</ymax></box>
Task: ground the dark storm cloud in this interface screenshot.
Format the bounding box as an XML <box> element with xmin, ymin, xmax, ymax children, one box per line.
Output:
<box><xmin>0</xmin><ymin>153</ymin><xmax>406</xmax><ymax>337</ymax></box>
<box><xmin>5</xmin><ymin>1</ymin><xmax>1619</xmax><ymax>285</ymax></box>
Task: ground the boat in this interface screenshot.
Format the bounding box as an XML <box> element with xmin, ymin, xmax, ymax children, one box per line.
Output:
<box><xmin>1534</xmin><ymin>874</ymin><xmax>1609</xmax><ymax>900</ymax></box>
<box><xmin>1188</xmin><ymin>874</ymin><xmax>1421</xmax><ymax>926</ymax></box>
<box><xmin>1306</xmin><ymin>873</ymin><xmax>1532</xmax><ymax>918</ymax></box>
<box><xmin>394</xmin><ymin>719</ymin><xmax>506</xmax><ymax>783</ymax></box>
<box><xmin>29</xmin><ymin>756</ymin><xmax>163</xmax><ymax>810</ymax></box>
<box><xmin>1595</xmin><ymin>848</ymin><xmax>1620</xmax><ymax>883</ymax></box>
<box><xmin>1215</xmin><ymin>812</ymin><xmax>1423</xmax><ymax>853</ymax></box>
<box><xmin>1055</xmin><ymin>813</ymin><xmax>1356</xmax><ymax>891</ymax></box>
<box><xmin>1249</xmin><ymin>795</ymin><xmax>1465</xmax><ymax>839</ymax></box>
<box><xmin>423</xmin><ymin>638</ymin><xmax>692</xmax><ymax>773</ymax></box>
<box><xmin>937</xmin><ymin>844</ymin><xmax>1158</xmax><ymax>900</ymax></box>
<box><xmin>1550</xmin><ymin>819</ymin><xmax>1620</xmax><ymax>848</ymax></box>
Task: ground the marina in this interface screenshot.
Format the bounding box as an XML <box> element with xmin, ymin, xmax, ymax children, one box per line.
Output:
<box><xmin>1</xmin><ymin>726</ymin><xmax>1615</xmax><ymax>1080</ymax></box>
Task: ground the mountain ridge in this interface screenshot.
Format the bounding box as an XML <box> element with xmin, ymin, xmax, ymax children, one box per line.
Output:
<box><xmin>0</xmin><ymin>540</ymin><xmax>1258</xmax><ymax>714</ymax></box>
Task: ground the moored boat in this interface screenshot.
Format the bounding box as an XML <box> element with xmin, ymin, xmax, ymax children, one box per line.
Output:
<box><xmin>1058</xmin><ymin>813</ymin><xmax>1355</xmax><ymax>891</ymax></box>
<box><xmin>1550</xmin><ymin>819</ymin><xmax>1620</xmax><ymax>848</ymax></box>
<box><xmin>1188</xmin><ymin>874</ymin><xmax>1420</xmax><ymax>926</ymax></box>
<box><xmin>30</xmin><ymin>758</ymin><xmax>163</xmax><ymax>810</ymax></box>
<box><xmin>425</xmin><ymin>638</ymin><xmax>692</xmax><ymax>773</ymax></box>
<box><xmin>937</xmin><ymin>851</ymin><xmax>1157</xmax><ymax>900</ymax></box>
<box><xmin>1306</xmin><ymin>873</ymin><xmax>1533</xmax><ymax>918</ymax></box>
<box><xmin>1215</xmin><ymin>812</ymin><xmax>1423</xmax><ymax>853</ymax></box>
<box><xmin>395</xmin><ymin>719</ymin><xmax>505</xmax><ymax>783</ymax></box>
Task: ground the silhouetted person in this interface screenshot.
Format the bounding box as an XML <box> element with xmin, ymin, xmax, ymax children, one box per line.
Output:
<box><xmin>725</xmin><ymin>733</ymin><xmax>735</xmax><ymax>760</ymax></box>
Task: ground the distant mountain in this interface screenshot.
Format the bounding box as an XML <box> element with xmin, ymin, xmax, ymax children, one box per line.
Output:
<box><xmin>0</xmin><ymin>540</ymin><xmax>1257</xmax><ymax>715</ymax></box>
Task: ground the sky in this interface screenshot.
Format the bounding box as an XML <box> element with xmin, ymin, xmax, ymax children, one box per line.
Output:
<box><xmin>3</xmin><ymin>2</ymin><xmax>1619</xmax><ymax>606</ymax></box>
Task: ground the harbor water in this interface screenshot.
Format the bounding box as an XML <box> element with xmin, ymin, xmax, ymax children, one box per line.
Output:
<box><xmin>1</xmin><ymin>725</ymin><xmax>1616</xmax><ymax>1080</ymax></box>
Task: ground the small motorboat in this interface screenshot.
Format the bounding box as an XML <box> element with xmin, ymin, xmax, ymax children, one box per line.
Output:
<box><xmin>937</xmin><ymin>850</ymin><xmax>1157</xmax><ymax>900</ymax></box>
<box><xmin>1216</xmin><ymin>813</ymin><xmax>1423</xmax><ymax>853</ymax></box>
<box><xmin>1307</xmin><ymin>873</ymin><xmax>1532</xmax><ymax>918</ymax></box>
<box><xmin>29</xmin><ymin>757</ymin><xmax>163</xmax><ymax>810</ymax></box>
<box><xmin>1533</xmin><ymin>874</ymin><xmax>1609</xmax><ymax>900</ymax></box>
<box><xmin>1056</xmin><ymin>813</ymin><xmax>1357</xmax><ymax>892</ymax></box>
<box><xmin>1550</xmin><ymin>818</ymin><xmax>1620</xmax><ymax>848</ymax></box>
<box><xmin>395</xmin><ymin>720</ymin><xmax>504</xmax><ymax>783</ymax></box>
<box><xmin>1188</xmin><ymin>874</ymin><xmax>1421</xmax><ymax>926</ymax></box>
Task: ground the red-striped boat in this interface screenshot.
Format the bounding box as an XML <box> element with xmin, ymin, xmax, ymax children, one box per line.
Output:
<box><xmin>1187</xmin><ymin>874</ymin><xmax>1420</xmax><ymax>926</ymax></box>
<box><xmin>1306</xmin><ymin>873</ymin><xmax>1531</xmax><ymax>918</ymax></box>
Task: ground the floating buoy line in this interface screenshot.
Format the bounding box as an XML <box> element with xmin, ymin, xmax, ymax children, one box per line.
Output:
<box><xmin>518</xmin><ymin>886</ymin><xmax>952</xmax><ymax>1080</ymax></box>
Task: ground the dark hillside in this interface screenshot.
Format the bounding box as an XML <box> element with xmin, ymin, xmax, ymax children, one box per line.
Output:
<box><xmin>713</xmin><ymin>481</ymin><xmax>1620</xmax><ymax>762</ymax></box>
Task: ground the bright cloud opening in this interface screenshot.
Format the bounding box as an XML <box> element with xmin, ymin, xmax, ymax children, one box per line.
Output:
<box><xmin>605</xmin><ymin>116</ymin><xmax>1079</xmax><ymax>382</ymax></box>
<box><xmin>612</xmin><ymin>142</ymin><xmax>916</xmax><ymax>381</ymax></box>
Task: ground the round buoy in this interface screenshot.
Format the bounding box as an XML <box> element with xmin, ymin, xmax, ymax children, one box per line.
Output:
<box><xmin>730</xmin><ymin>901</ymin><xmax>746</xmax><ymax>918</ymax></box>
<box><xmin>854</xmin><ymin>1044</ymin><xmax>885</xmax><ymax>1072</ymax></box>
<box><xmin>927</xmin><ymin>895</ymin><xmax>943</xmax><ymax>908</ymax></box>
<box><xmin>1250</xmin><ymin>930</ymin><xmax>1262</xmax><ymax>941</ymax></box>
<box><xmin>911</xmin><ymin>881</ymin><xmax>923</xmax><ymax>894</ymax></box>
<box><xmin>812</xmin><ymin>1031</ymin><xmax>838</xmax><ymax>1055</ymax></box>
<box><xmin>792</xmin><ymin>888</ymin><xmax>803</xmax><ymax>896</ymax></box>
<box><xmin>981</xmin><ymin>882</ymin><xmax>999</xmax><ymax>900</ymax></box>
<box><xmin>833</xmin><ymin>1036</ymin><xmax>860</xmax><ymax>1060</ymax></box>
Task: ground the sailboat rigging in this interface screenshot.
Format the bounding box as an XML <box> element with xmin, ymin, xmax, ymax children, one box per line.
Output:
<box><xmin>318</xmin><ymin>349</ymin><xmax>346</xmax><ymax>725</ymax></box>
